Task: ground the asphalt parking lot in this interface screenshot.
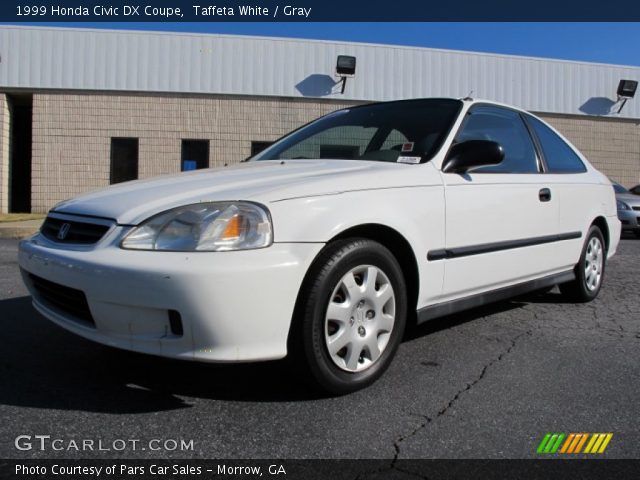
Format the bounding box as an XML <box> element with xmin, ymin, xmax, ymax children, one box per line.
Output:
<box><xmin>0</xmin><ymin>236</ymin><xmax>638</xmax><ymax>460</ymax></box>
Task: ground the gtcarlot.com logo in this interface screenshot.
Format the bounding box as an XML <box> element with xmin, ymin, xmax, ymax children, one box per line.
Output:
<box><xmin>537</xmin><ymin>432</ymin><xmax>613</xmax><ymax>454</ymax></box>
<box><xmin>15</xmin><ymin>435</ymin><xmax>195</xmax><ymax>452</ymax></box>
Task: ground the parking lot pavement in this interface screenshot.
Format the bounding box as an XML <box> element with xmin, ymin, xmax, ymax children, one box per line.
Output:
<box><xmin>0</xmin><ymin>237</ymin><xmax>638</xmax><ymax>460</ymax></box>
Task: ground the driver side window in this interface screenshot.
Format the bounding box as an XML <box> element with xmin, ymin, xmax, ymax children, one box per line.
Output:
<box><xmin>456</xmin><ymin>107</ymin><xmax>539</xmax><ymax>174</ymax></box>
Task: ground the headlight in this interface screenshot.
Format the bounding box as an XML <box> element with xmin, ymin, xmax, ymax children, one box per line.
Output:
<box><xmin>617</xmin><ymin>200</ymin><xmax>630</xmax><ymax>211</ymax></box>
<box><xmin>121</xmin><ymin>202</ymin><xmax>272</xmax><ymax>251</ymax></box>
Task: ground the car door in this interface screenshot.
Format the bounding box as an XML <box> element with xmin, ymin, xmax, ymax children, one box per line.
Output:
<box><xmin>523</xmin><ymin>114</ymin><xmax>596</xmax><ymax>270</ymax></box>
<box><xmin>439</xmin><ymin>105</ymin><xmax>561</xmax><ymax>301</ymax></box>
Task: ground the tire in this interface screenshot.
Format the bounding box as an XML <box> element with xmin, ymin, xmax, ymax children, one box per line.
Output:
<box><xmin>559</xmin><ymin>225</ymin><xmax>606</xmax><ymax>302</ymax></box>
<box><xmin>293</xmin><ymin>238</ymin><xmax>407</xmax><ymax>395</ymax></box>
<box><xmin>634</xmin><ymin>231</ymin><xmax>640</xmax><ymax>239</ymax></box>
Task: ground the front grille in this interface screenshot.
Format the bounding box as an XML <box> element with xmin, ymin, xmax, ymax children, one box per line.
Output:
<box><xmin>29</xmin><ymin>273</ymin><xmax>95</xmax><ymax>326</ymax></box>
<box><xmin>633</xmin><ymin>206</ymin><xmax>640</xmax><ymax>211</ymax></box>
<box><xmin>41</xmin><ymin>216</ymin><xmax>111</xmax><ymax>245</ymax></box>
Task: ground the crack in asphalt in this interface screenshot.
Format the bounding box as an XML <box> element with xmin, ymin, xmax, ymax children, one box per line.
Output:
<box><xmin>521</xmin><ymin>300</ymin><xmax>639</xmax><ymax>340</ymax></box>
<box><xmin>355</xmin><ymin>328</ymin><xmax>533</xmax><ymax>479</ymax></box>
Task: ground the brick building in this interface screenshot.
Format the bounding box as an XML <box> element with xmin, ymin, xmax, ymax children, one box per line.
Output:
<box><xmin>0</xmin><ymin>26</ymin><xmax>639</xmax><ymax>213</ymax></box>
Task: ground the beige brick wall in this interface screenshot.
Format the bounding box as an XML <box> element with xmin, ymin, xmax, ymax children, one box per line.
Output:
<box><xmin>0</xmin><ymin>93</ymin><xmax>9</xmax><ymax>214</ymax></box>
<box><xmin>537</xmin><ymin>112</ymin><xmax>640</xmax><ymax>187</ymax></box>
<box><xmin>31</xmin><ymin>92</ymin><xmax>357</xmax><ymax>213</ymax></box>
<box><xmin>29</xmin><ymin>92</ymin><xmax>640</xmax><ymax>213</ymax></box>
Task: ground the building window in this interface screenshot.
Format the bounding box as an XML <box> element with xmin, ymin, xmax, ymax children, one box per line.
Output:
<box><xmin>110</xmin><ymin>138</ymin><xmax>139</xmax><ymax>184</ymax></box>
<box><xmin>182</xmin><ymin>139</ymin><xmax>209</xmax><ymax>171</ymax></box>
<box><xmin>251</xmin><ymin>141</ymin><xmax>274</xmax><ymax>157</ymax></box>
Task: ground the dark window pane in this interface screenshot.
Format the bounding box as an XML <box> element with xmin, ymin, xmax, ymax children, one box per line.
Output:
<box><xmin>456</xmin><ymin>106</ymin><xmax>538</xmax><ymax>174</ymax></box>
<box><xmin>110</xmin><ymin>138</ymin><xmax>138</xmax><ymax>184</ymax></box>
<box><xmin>181</xmin><ymin>140</ymin><xmax>209</xmax><ymax>171</ymax></box>
<box><xmin>251</xmin><ymin>141</ymin><xmax>274</xmax><ymax>156</ymax></box>
<box><xmin>319</xmin><ymin>144</ymin><xmax>361</xmax><ymax>159</ymax></box>
<box><xmin>526</xmin><ymin>116</ymin><xmax>587</xmax><ymax>173</ymax></box>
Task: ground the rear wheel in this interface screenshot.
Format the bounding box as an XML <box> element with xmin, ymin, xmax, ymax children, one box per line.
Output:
<box><xmin>293</xmin><ymin>239</ymin><xmax>407</xmax><ymax>395</ymax></box>
<box><xmin>559</xmin><ymin>225</ymin><xmax>606</xmax><ymax>302</ymax></box>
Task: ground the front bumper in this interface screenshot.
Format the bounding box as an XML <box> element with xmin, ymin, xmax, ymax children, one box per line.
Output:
<box><xmin>617</xmin><ymin>209</ymin><xmax>640</xmax><ymax>232</ymax></box>
<box><xmin>18</xmin><ymin>232</ymin><xmax>323</xmax><ymax>362</ymax></box>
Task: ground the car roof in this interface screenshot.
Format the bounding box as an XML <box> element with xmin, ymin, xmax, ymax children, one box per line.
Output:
<box><xmin>342</xmin><ymin>97</ymin><xmax>533</xmax><ymax>116</ymax></box>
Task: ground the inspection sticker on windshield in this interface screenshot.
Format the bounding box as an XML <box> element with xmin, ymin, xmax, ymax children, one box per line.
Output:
<box><xmin>401</xmin><ymin>142</ymin><xmax>414</xmax><ymax>152</ymax></box>
<box><xmin>397</xmin><ymin>156</ymin><xmax>421</xmax><ymax>164</ymax></box>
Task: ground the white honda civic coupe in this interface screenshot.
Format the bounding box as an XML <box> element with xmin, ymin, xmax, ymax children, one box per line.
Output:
<box><xmin>19</xmin><ymin>98</ymin><xmax>619</xmax><ymax>394</ymax></box>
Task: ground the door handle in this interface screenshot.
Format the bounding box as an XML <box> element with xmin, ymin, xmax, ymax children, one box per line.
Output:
<box><xmin>539</xmin><ymin>188</ymin><xmax>551</xmax><ymax>202</ymax></box>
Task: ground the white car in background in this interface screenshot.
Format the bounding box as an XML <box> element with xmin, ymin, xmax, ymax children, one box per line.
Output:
<box><xmin>18</xmin><ymin>98</ymin><xmax>620</xmax><ymax>394</ymax></box>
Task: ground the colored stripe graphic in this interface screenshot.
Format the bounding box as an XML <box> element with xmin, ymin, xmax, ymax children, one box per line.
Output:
<box><xmin>559</xmin><ymin>433</ymin><xmax>575</xmax><ymax>453</ymax></box>
<box><xmin>537</xmin><ymin>434</ymin><xmax>552</xmax><ymax>454</ymax></box>
<box><xmin>538</xmin><ymin>433</ymin><xmax>613</xmax><ymax>454</ymax></box>
<box><xmin>598</xmin><ymin>433</ymin><xmax>613</xmax><ymax>453</ymax></box>
<box><xmin>591</xmin><ymin>434</ymin><xmax>606</xmax><ymax>453</ymax></box>
<box><xmin>574</xmin><ymin>433</ymin><xmax>589</xmax><ymax>453</ymax></box>
<box><xmin>567</xmin><ymin>433</ymin><xmax>584</xmax><ymax>453</ymax></box>
<box><xmin>584</xmin><ymin>434</ymin><xmax>598</xmax><ymax>453</ymax></box>
<box><xmin>544</xmin><ymin>434</ymin><xmax>558</xmax><ymax>453</ymax></box>
<box><xmin>550</xmin><ymin>433</ymin><xmax>565</xmax><ymax>453</ymax></box>
<box><xmin>585</xmin><ymin>433</ymin><xmax>614</xmax><ymax>454</ymax></box>
<box><xmin>537</xmin><ymin>433</ymin><xmax>565</xmax><ymax>454</ymax></box>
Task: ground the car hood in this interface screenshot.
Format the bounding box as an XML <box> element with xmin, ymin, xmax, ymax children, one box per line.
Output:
<box><xmin>52</xmin><ymin>160</ymin><xmax>433</xmax><ymax>225</ymax></box>
<box><xmin>617</xmin><ymin>192</ymin><xmax>640</xmax><ymax>206</ymax></box>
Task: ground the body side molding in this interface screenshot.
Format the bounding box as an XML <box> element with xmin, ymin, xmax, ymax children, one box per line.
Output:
<box><xmin>427</xmin><ymin>231</ymin><xmax>582</xmax><ymax>261</ymax></box>
<box><xmin>417</xmin><ymin>270</ymin><xmax>575</xmax><ymax>324</ymax></box>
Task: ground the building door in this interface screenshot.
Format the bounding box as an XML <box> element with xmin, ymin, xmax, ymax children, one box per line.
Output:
<box><xmin>9</xmin><ymin>94</ymin><xmax>33</xmax><ymax>213</ymax></box>
<box><xmin>110</xmin><ymin>138</ymin><xmax>139</xmax><ymax>184</ymax></box>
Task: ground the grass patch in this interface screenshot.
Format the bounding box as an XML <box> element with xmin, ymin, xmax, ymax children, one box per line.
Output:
<box><xmin>0</xmin><ymin>213</ymin><xmax>45</xmax><ymax>223</ymax></box>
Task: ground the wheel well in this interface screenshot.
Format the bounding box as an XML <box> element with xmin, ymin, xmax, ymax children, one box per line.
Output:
<box><xmin>591</xmin><ymin>216</ymin><xmax>610</xmax><ymax>251</ymax></box>
<box><xmin>286</xmin><ymin>224</ymin><xmax>420</xmax><ymax>357</ymax></box>
<box><xmin>330</xmin><ymin>224</ymin><xmax>420</xmax><ymax>316</ymax></box>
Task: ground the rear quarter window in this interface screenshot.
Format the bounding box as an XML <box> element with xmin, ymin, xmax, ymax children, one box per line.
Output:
<box><xmin>527</xmin><ymin>116</ymin><xmax>587</xmax><ymax>173</ymax></box>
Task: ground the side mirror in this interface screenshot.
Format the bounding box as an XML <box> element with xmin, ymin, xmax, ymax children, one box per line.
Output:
<box><xmin>443</xmin><ymin>140</ymin><xmax>504</xmax><ymax>174</ymax></box>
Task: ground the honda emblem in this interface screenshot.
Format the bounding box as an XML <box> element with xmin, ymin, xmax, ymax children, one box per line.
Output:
<box><xmin>57</xmin><ymin>223</ymin><xmax>71</xmax><ymax>240</ymax></box>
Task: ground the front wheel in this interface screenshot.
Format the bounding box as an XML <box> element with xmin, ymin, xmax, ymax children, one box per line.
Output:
<box><xmin>294</xmin><ymin>239</ymin><xmax>407</xmax><ymax>395</ymax></box>
<box><xmin>559</xmin><ymin>225</ymin><xmax>606</xmax><ymax>302</ymax></box>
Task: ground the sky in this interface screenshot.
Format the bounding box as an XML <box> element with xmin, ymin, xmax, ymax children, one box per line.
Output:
<box><xmin>12</xmin><ymin>22</ymin><xmax>640</xmax><ymax>67</ymax></box>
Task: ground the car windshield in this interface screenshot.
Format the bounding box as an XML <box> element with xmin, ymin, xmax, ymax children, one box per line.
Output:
<box><xmin>613</xmin><ymin>183</ymin><xmax>629</xmax><ymax>194</ymax></box>
<box><xmin>251</xmin><ymin>99</ymin><xmax>463</xmax><ymax>164</ymax></box>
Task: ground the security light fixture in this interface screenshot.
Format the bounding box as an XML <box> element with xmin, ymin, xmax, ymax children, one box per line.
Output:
<box><xmin>336</xmin><ymin>55</ymin><xmax>356</xmax><ymax>94</ymax></box>
<box><xmin>616</xmin><ymin>79</ymin><xmax>637</xmax><ymax>113</ymax></box>
<box><xmin>617</xmin><ymin>80</ymin><xmax>637</xmax><ymax>98</ymax></box>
